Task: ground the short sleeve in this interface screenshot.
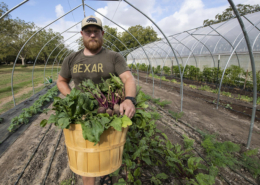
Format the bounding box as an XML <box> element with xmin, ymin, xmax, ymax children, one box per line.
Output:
<box><xmin>59</xmin><ymin>56</ymin><xmax>72</xmax><ymax>79</ymax></box>
<box><xmin>114</xmin><ymin>53</ymin><xmax>130</xmax><ymax>76</ymax></box>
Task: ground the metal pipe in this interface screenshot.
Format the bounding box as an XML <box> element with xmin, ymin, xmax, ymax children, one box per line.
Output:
<box><xmin>11</xmin><ymin>4</ymin><xmax>82</xmax><ymax>106</ymax></box>
<box><xmin>44</xmin><ymin>33</ymin><xmax>79</xmax><ymax>85</ymax></box>
<box><xmin>123</xmin><ymin>0</ymin><xmax>183</xmax><ymax>111</ymax></box>
<box><xmin>228</xmin><ymin>0</ymin><xmax>257</xmax><ymax>149</ymax></box>
<box><xmin>0</xmin><ymin>0</ymin><xmax>29</xmax><ymax>20</ymax></box>
<box><xmin>32</xmin><ymin>21</ymin><xmax>81</xmax><ymax>94</ymax></box>
<box><xmin>84</xmin><ymin>3</ymin><xmax>155</xmax><ymax>97</ymax></box>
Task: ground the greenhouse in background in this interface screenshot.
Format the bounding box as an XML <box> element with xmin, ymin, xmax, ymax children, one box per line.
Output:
<box><xmin>125</xmin><ymin>11</ymin><xmax>260</xmax><ymax>72</ymax></box>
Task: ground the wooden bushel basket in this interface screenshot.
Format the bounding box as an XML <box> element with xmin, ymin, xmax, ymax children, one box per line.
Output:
<box><xmin>63</xmin><ymin>124</ymin><xmax>128</xmax><ymax>177</ymax></box>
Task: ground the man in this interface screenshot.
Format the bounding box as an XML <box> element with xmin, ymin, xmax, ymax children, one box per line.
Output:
<box><xmin>57</xmin><ymin>15</ymin><xmax>136</xmax><ymax>185</ymax></box>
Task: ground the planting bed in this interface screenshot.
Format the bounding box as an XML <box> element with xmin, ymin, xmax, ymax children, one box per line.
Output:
<box><xmin>0</xmin><ymin>79</ymin><xmax>259</xmax><ymax>184</ymax></box>
<box><xmin>136</xmin><ymin>71</ymin><xmax>260</xmax><ymax>121</ymax></box>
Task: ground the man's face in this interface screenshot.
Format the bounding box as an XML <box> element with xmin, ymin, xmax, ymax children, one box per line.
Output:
<box><xmin>81</xmin><ymin>25</ymin><xmax>104</xmax><ymax>53</ymax></box>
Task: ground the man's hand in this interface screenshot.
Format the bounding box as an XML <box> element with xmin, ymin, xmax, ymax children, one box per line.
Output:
<box><xmin>120</xmin><ymin>99</ymin><xmax>135</xmax><ymax>119</ymax></box>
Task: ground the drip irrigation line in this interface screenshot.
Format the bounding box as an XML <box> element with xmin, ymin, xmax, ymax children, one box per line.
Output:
<box><xmin>157</xmin><ymin>113</ymin><xmax>231</xmax><ymax>185</ymax></box>
<box><xmin>14</xmin><ymin>123</ymin><xmax>53</xmax><ymax>185</ymax></box>
<box><xmin>41</xmin><ymin>130</ymin><xmax>63</xmax><ymax>185</ymax></box>
<box><xmin>142</xmin><ymin>76</ymin><xmax>260</xmax><ymax>120</ymax></box>
<box><xmin>153</xmin><ymin>103</ymin><xmax>258</xmax><ymax>185</ymax></box>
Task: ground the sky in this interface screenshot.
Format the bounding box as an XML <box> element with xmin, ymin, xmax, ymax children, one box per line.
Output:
<box><xmin>1</xmin><ymin>0</ymin><xmax>259</xmax><ymax>50</ymax></box>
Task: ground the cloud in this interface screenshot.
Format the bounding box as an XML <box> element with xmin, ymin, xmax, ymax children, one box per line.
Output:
<box><xmin>34</xmin><ymin>4</ymin><xmax>81</xmax><ymax>51</ymax></box>
<box><xmin>94</xmin><ymin>0</ymin><xmax>156</xmax><ymax>32</ymax></box>
<box><xmin>157</xmin><ymin>0</ymin><xmax>227</xmax><ymax>36</ymax></box>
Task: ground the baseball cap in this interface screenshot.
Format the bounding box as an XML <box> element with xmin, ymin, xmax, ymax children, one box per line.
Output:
<box><xmin>81</xmin><ymin>15</ymin><xmax>103</xmax><ymax>30</ymax></box>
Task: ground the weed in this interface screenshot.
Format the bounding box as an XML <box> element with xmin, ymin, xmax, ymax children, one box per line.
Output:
<box><xmin>0</xmin><ymin>117</ymin><xmax>4</xmax><ymax>124</ymax></box>
<box><xmin>60</xmin><ymin>178</ymin><xmax>74</xmax><ymax>185</ymax></box>
<box><xmin>161</xmin><ymin>76</ymin><xmax>170</xmax><ymax>82</ymax></box>
<box><xmin>156</xmin><ymin>100</ymin><xmax>172</xmax><ymax>107</ymax></box>
<box><xmin>168</xmin><ymin>110</ymin><xmax>184</xmax><ymax>121</ymax></box>
<box><xmin>189</xmin><ymin>85</ymin><xmax>197</xmax><ymax>89</ymax></box>
<box><xmin>225</xmin><ymin>104</ymin><xmax>232</xmax><ymax>109</ymax></box>
<box><xmin>257</xmin><ymin>97</ymin><xmax>260</xmax><ymax>105</ymax></box>
<box><xmin>198</xmin><ymin>85</ymin><xmax>212</xmax><ymax>92</ymax></box>
<box><xmin>171</xmin><ymin>79</ymin><xmax>177</xmax><ymax>83</ymax></box>
<box><xmin>237</xmin><ymin>95</ymin><xmax>253</xmax><ymax>102</ymax></box>
<box><xmin>151</xmin><ymin>98</ymin><xmax>160</xmax><ymax>104</ymax></box>
<box><xmin>221</xmin><ymin>91</ymin><xmax>232</xmax><ymax>97</ymax></box>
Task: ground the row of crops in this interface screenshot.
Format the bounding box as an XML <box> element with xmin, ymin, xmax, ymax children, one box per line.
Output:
<box><xmin>129</xmin><ymin>63</ymin><xmax>260</xmax><ymax>92</ymax></box>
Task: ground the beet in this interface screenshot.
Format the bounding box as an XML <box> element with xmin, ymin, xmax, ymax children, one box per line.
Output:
<box><xmin>106</xmin><ymin>108</ymin><xmax>113</xmax><ymax>116</ymax></box>
<box><xmin>97</xmin><ymin>107</ymin><xmax>107</xmax><ymax>114</ymax></box>
<box><xmin>113</xmin><ymin>104</ymin><xmax>120</xmax><ymax>116</ymax></box>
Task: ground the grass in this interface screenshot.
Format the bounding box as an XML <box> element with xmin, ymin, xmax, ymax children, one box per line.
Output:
<box><xmin>189</xmin><ymin>85</ymin><xmax>197</xmax><ymax>89</ymax></box>
<box><xmin>198</xmin><ymin>85</ymin><xmax>213</xmax><ymax>92</ymax></box>
<box><xmin>0</xmin><ymin>64</ymin><xmax>58</xmax><ymax>114</ymax></box>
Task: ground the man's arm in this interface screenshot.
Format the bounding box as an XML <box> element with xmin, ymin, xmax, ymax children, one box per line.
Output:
<box><xmin>57</xmin><ymin>75</ymin><xmax>71</xmax><ymax>96</ymax></box>
<box><xmin>119</xmin><ymin>71</ymin><xmax>136</xmax><ymax>118</ymax></box>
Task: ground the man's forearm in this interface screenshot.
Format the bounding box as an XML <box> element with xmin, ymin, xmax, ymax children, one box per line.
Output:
<box><xmin>57</xmin><ymin>81</ymin><xmax>71</xmax><ymax>96</ymax></box>
<box><xmin>124</xmin><ymin>78</ymin><xmax>136</xmax><ymax>98</ymax></box>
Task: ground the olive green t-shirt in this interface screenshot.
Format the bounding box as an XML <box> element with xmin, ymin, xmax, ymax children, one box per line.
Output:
<box><xmin>60</xmin><ymin>47</ymin><xmax>130</xmax><ymax>90</ymax></box>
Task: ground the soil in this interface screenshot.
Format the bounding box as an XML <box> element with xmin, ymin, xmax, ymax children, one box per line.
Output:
<box><xmin>0</xmin><ymin>77</ymin><xmax>259</xmax><ymax>185</ymax></box>
<box><xmin>0</xmin><ymin>83</ymin><xmax>45</xmax><ymax>108</ymax></box>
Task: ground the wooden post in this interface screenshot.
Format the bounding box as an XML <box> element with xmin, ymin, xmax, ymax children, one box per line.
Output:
<box><xmin>243</xmin><ymin>69</ymin><xmax>248</xmax><ymax>89</ymax></box>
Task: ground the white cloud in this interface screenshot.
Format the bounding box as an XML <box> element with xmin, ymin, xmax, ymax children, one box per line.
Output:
<box><xmin>94</xmin><ymin>0</ymin><xmax>156</xmax><ymax>32</ymax></box>
<box><xmin>157</xmin><ymin>0</ymin><xmax>227</xmax><ymax>36</ymax></box>
<box><xmin>35</xmin><ymin>4</ymin><xmax>81</xmax><ymax>51</ymax></box>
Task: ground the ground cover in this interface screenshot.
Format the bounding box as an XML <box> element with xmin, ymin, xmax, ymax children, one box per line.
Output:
<box><xmin>0</xmin><ymin>64</ymin><xmax>60</xmax><ymax>114</ymax></box>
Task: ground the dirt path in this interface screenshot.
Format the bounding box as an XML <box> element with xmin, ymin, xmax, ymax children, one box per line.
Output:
<box><xmin>0</xmin><ymin>79</ymin><xmax>259</xmax><ymax>185</ymax></box>
<box><xmin>0</xmin><ymin>83</ymin><xmax>45</xmax><ymax>108</ymax></box>
<box><xmin>138</xmin><ymin>80</ymin><xmax>260</xmax><ymax>149</ymax></box>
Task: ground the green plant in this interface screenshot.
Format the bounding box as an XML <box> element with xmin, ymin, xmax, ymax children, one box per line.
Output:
<box><xmin>161</xmin><ymin>76</ymin><xmax>170</xmax><ymax>82</ymax></box>
<box><xmin>0</xmin><ymin>117</ymin><xmax>4</xmax><ymax>124</ymax></box>
<box><xmin>237</xmin><ymin>95</ymin><xmax>253</xmax><ymax>102</ymax></box>
<box><xmin>40</xmin><ymin>75</ymin><xmax>135</xmax><ymax>144</ymax></box>
<box><xmin>168</xmin><ymin>110</ymin><xmax>184</xmax><ymax>121</ymax></box>
<box><xmin>257</xmin><ymin>97</ymin><xmax>260</xmax><ymax>105</ymax></box>
<box><xmin>8</xmin><ymin>86</ymin><xmax>59</xmax><ymax>132</ymax></box>
<box><xmin>189</xmin><ymin>85</ymin><xmax>197</xmax><ymax>89</ymax></box>
<box><xmin>156</xmin><ymin>100</ymin><xmax>171</xmax><ymax>107</ymax></box>
<box><xmin>225</xmin><ymin>104</ymin><xmax>232</xmax><ymax>109</ymax></box>
<box><xmin>171</xmin><ymin>79</ymin><xmax>177</xmax><ymax>83</ymax></box>
<box><xmin>20</xmin><ymin>65</ymin><xmax>28</xmax><ymax>68</ymax></box>
<box><xmin>198</xmin><ymin>85</ymin><xmax>212</xmax><ymax>92</ymax></box>
<box><xmin>221</xmin><ymin>91</ymin><xmax>232</xmax><ymax>97</ymax></box>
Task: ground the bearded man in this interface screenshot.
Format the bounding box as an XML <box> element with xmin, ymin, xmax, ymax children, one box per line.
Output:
<box><xmin>57</xmin><ymin>15</ymin><xmax>136</xmax><ymax>185</ymax></box>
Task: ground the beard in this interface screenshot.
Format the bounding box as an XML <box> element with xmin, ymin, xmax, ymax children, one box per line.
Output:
<box><xmin>83</xmin><ymin>37</ymin><xmax>103</xmax><ymax>53</ymax></box>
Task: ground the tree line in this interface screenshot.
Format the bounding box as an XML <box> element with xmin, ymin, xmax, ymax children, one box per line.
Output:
<box><xmin>203</xmin><ymin>4</ymin><xmax>260</xmax><ymax>26</ymax></box>
<box><xmin>77</xmin><ymin>24</ymin><xmax>160</xmax><ymax>53</ymax></box>
<box><xmin>0</xmin><ymin>2</ymin><xmax>69</xmax><ymax>65</ymax></box>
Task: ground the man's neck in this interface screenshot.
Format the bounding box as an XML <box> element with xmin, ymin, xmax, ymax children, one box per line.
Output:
<box><xmin>83</xmin><ymin>47</ymin><xmax>103</xmax><ymax>56</ymax></box>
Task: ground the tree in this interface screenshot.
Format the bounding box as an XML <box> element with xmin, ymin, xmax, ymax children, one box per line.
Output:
<box><xmin>32</xmin><ymin>28</ymin><xmax>64</xmax><ymax>64</ymax></box>
<box><xmin>203</xmin><ymin>4</ymin><xmax>260</xmax><ymax>26</ymax></box>
<box><xmin>119</xmin><ymin>25</ymin><xmax>159</xmax><ymax>50</ymax></box>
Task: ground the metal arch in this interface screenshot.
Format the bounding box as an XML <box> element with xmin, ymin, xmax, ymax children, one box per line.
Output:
<box><xmin>103</xmin><ymin>38</ymin><xmax>122</xmax><ymax>53</ymax></box>
<box><xmin>0</xmin><ymin>0</ymin><xmax>29</xmax><ymax>20</ymax></box>
<box><xmin>216</xmin><ymin>19</ymin><xmax>260</xmax><ymax>109</ymax></box>
<box><xmin>104</xmin><ymin>30</ymin><xmax>135</xmax><ymax>59</ymax></box>
<box><xmin>82</xmin><ymin>0</ymin><xmax>86</xmax><ymax>17</ymax></box>
<box><xmin>153</xmin><ymin>40</ymin><xmax>185</xmax><ymax>68</ymax></box>
<box><xmin>223</xmin><ymin>0</ymin><xmax>258</xmax><ymax>148</ymax></box>
<box><xmin>11</xmin><ymin>4</ymin><xmax>82</xmax><ymax>106</ymax></box>
<box><xmin>162</xmin><ymin>34</ymin><xmax>199</xmax><ymax>69</ymax></box>
<box><xmin>185</xmin><ymin>30</ymin><xmax>216</xmax><ymax>68</ymax></box>
<box><xmin>32</xmin><ymin>21</ymin><xmax>81</xmax><ymax>94</ymax></box>
<box><xmin>208</xmin><ymin>24</ymin><xmax>240</xmax><ymax>67</ymax></box>
<box><xmin>51</xmin><ymin>42</ymin><xmax>78</xmax><ymax>78</ymax></box>
<box><xmin>56</xmin><ymin>45</ymin><xmax>81</xmax><ymax>80</ymax></box>
<box><xmin>229</xmin><ymin>22</ymin><xmax>253</xmax><ymax>53</ymax></box>
<box><xmin>243</xmin><ymin>15</ymin><xmax>260</xmax><ymax>32</ymax></box>
<box><xmin>44</xmin><ymin>33</ymin><xmax>80</xmax><ymax>85</ymax></box>
<box><xmin>123</xmin><ymin>0</ymin><xmax>184</xmax><ymax>111</ymax></box>
<box><xmin>84</xmin><ymin>4</ymin><xmax>156</xmax><ymax>97</ymax></box>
